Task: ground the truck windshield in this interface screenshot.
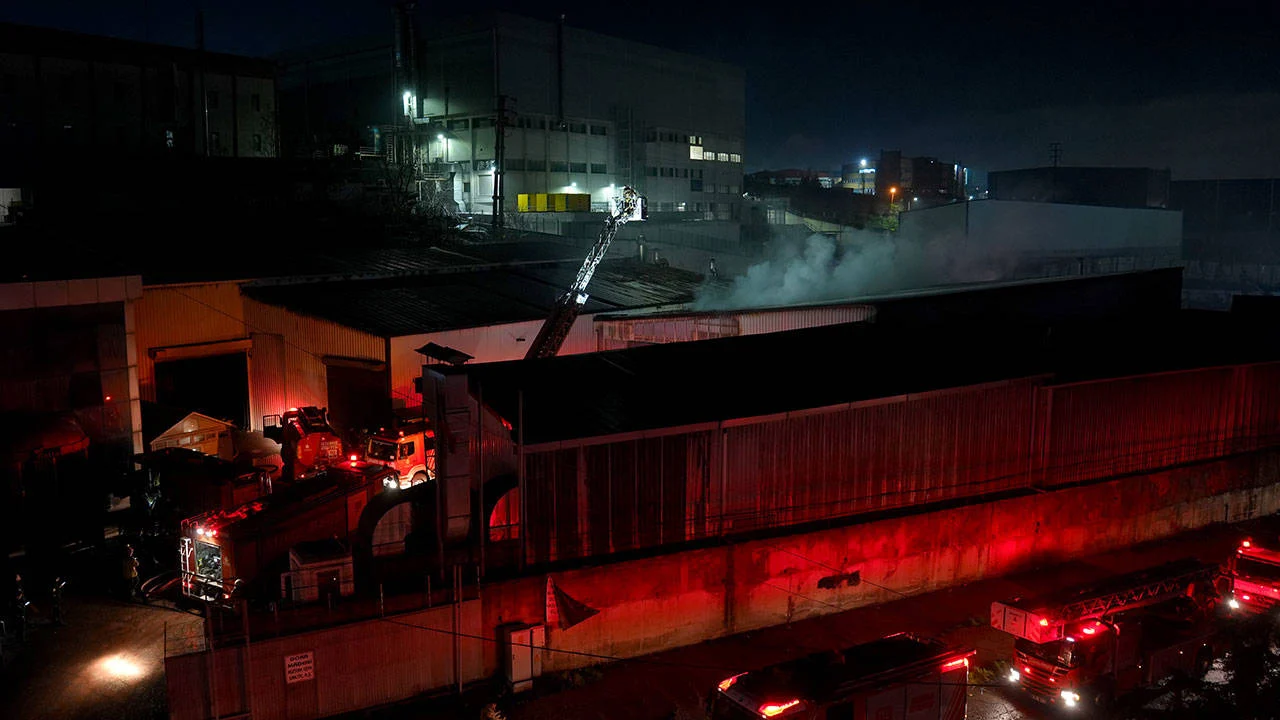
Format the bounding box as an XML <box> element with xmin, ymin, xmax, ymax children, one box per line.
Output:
<box><xmin>1015</xmin><ymin>638</ymin><xmax>1082</xmax><ymax>668</ymax></box>
<box><xmin>367</xmin><ymin>439</ymin><xmax>396</xmax><ymax>462</ymax></box>
<box><xmin>194</xmin><ymin>541</ymin><xmax>223</xmax><ymax>583</ymax></box>
<box><xmin>1237</xmin><ymin>556</ymin><xmax>1280</xmax><ymax>582</ymax></box>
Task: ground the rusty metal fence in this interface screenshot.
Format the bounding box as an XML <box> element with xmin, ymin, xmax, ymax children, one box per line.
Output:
<box><xmin>517</xmin><ymin>362</ymin><xmax>1280</xmax><ymax>566</ymax></box>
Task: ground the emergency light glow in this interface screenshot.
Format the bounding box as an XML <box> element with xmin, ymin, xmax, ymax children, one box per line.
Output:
<box><xmin>1009</xmin><ymin>668</ymin><xmax>1020</xmax><ymax>682</ymax></box>
<box><xmin>1243</xmin><ymin>540</ymin><xmax>1252</xmax><ymax>548</ymax></box>
<box><xmin>289</xmin><ymin>407</ymin><xmax>299</xmax><ymax>412</ymax></box>
<box><xmin>1039</xmin><ymin>618</ymin><xmax>1050</xmax><ymax>627</ymax></box>
<box><xmin>350</xmin><ymin>454</ymin><xmax>359</xmax><ymax>462</ymax></box>
<box><xmin>1061</xmin><ymin>690</ymin><xmax>1080</xmax><ymax>707</ymax></box>
<box><xmin>1242</xmin><ymin>594</ymin><xmax>1252</xmax><ymax>601</ymax></box>
<box><xmin>718</xmin><ymin>672</ymin><xmax>745</xmax><ymax>692</ymax></box>
<box><xmin>758</xmin><ymin>699</ymin><xmax>800</xmax><ymax>717</ymax></box>
<box><xmin>1229</xmin><ymin>598</ymin><xmax>1241</xmax><ymax>610</ymax></box>
<box><xmin>1082</xmin><ymin>626</ymin><xmax>1096</xmax><ymax>635</ymax></box>
<box><xmin>940</xmin><ymin>657</ymin><xmax>969</xmax><ymax>672</ymax></box>
<box><xmin>195</xmin><ymin>527</ymin><xmax>205</xmax><ymax>536</ymax></box>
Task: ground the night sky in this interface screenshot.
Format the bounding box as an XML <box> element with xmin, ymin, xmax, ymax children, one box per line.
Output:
<box><xmin>4</xmin><ymin>0</ymin><xmax>1279</xmax><ymax>181</ymax></box>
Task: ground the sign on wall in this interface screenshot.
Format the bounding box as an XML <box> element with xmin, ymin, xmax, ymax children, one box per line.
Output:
<box><xmin>285</xmin><ymin>651</ymin><xmax>315</xmax><ymax>684</ymax></box>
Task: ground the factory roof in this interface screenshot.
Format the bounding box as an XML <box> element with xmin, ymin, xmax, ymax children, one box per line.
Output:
<box><xmin>453</xmin><ymin>272</ymin><xmax>1277</xmax><ymax>445</ymax></box>
<box><xmin>242</xmin><ymin>260</ymin><xmax>706</xmax><ymax>337</ymax></box>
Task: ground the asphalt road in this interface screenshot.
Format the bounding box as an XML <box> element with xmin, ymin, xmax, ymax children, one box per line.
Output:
<box><xmin>0</xmin><ymin>594</ymin><xmax>203</xmax><ymax>720</ymax></box>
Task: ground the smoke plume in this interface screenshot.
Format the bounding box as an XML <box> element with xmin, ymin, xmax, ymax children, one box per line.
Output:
<box><xmin>695</xmin><ymin>226</ymin><xmax>1016</xmax><ymax>310</ymax></box>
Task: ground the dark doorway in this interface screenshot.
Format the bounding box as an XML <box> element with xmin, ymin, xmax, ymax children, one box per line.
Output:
<box><xmin>325</xmin><ymin>364</ymin><xmax>386</xmax><ymax>439</ymax></box>
<box><xmin>155</xmin><ymin>352</ymin><xmax>249</xmax><ymax>428</ymax></box>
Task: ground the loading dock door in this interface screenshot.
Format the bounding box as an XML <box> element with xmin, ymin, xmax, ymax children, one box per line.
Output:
<box><xmin>155</xmin><ymin>352</ymin><xmax>249</xmax><ymax>429</ymax></box>
<box><xmin>325</xmin><ymin>362</ymin><xmax>387</xmax><ymax>439</ymax></box>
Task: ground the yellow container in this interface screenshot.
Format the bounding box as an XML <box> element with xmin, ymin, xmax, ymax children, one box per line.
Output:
<box><xmin>534</xmin><ymin>193</ymin><xmax>549</xmax><ymax>212</ymax></box>
<box><xmin>565</xmin><ymin>193</ymin><xmax>590</xmax><ymax>212</ymax></box>
<box><xmin>517</xmin><ymin>194</ymin><xmax>530</xmax><ymax>212</ymax></box>
<box><xmin>552</xmin><ymin>193</ymin><xmax>568</xmax><ymax>212</ymax></box>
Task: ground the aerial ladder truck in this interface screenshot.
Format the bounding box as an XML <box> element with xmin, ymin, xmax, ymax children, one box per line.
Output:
<box><xmin>1227</xmin><ymin>535</ymin><xmax>1280</xmax><ymax>615</ymax></box>
<box><xmin>524</xmin><ymin>186</ymin><xmax>646</xmax><ymax>360</ymax></box>
<box><xmin>991</xmin><ymin>558</ymin><xmax>1227</xmax><ymax>711</ymax></box>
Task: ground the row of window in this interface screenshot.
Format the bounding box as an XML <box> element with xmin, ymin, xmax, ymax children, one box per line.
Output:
<box><xmin>688</xmin><ymin>179</ymin><xmax>738</xmax><ymax>194</ymax></box>
<box><xmin>646</xmin><ymin>167</ymin><xmax>706</xmax><ymax>179</ymax></box>
<box><xmin>689</xmin><ymin>146</ymin><xmax>741</xmax><ymax>163</ymax></box>
<box><xmin>205</xmin><ymin>91</ymin><xmax>263</xmax><ymax>112</ymax></box>
<box><xmin>208</xmin><ymin>131</ymin><xmax>266</xmax><ymax>153</ymax></box>
<box><xmin>504</xmin><ymin>159</ymin><xmax>608</xmax><ymax>173</ymax></box>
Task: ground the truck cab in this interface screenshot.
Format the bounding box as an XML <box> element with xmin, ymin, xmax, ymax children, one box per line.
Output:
<box><xmin>708</xmin><ymin>633</ymin><xmax>973</xmax><ymax>720</ymax></box>
<box><xmin>363</xmin><ymin>422</ymin><xmax>435</xmax><ymax>490</ymax></box>
<box><xmin>1228</xmin><ymin>538</ymin><xmax>1280</xmax><ymax>615</ymax></box>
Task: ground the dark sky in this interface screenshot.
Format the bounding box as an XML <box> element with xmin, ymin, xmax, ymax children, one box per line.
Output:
<box><xmin>4</xmin><ymin>1</ymin><xmax>1279</xmax><ymax>180</ymax></box>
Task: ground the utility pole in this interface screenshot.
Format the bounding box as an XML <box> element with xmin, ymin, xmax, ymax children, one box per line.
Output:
<box><xmin>492</xmin><ymin>94</ymin><xmax>513</xmax><ymax>237</ymax></box>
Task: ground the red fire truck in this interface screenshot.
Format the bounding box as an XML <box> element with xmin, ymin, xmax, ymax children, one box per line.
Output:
<box><xmin>263</xmin><ymin>406</ymin><xmax>347</xmax><ymax>480</ymax></box>
<box><xmin>708</xmin><ymin>633</ymin><xmax>974</xmax><ymax>720</ymax></box>
<box><xmin>1227</xmin><ymin>537</ymin><xmax>1280</xmax><ymax>615</ymax></box>
<box><xmin>362</xmin><ymin>420</ymin><xmax>435</xmax><ymax>490</ymax></box>
<box><xmin>178</xmin><ymin>460</ymin><xmax>396</xmax><ymax>603</ymax></box>
<box><xmin>992</xmin><ymin>558</ymin><xmax>1224</xmax><ymax>710</ymax></box>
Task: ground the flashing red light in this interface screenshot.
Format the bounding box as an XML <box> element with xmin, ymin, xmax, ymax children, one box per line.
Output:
<box><xmin>1038</xmin><ymin>618</ymin><xmax>1050</xmax><ymax>627</ymax></box>
<box><xmin>399</xmin><ymin>431</ymin><xmax>405</xmax><ymax>437</ymax></box>
<box><xmin>425</xmin><ymin>429</ymin><xmax>435</xmax><ymax>438</ymax></box>
<box><xmin>289</xmin><ymin>407</ymin><xmax>299</xmax><ymax>412</ymax></box>
<box><xmin>758</xmin><ymin>699</ymin><xmax>801</xmax><ymax>717</ymax></box>
<box><xmin>208</xmin><ymin>529</ymin><xmax>217</xmax><ymax>538</ymax></box>
<box><xmin>1243</xmin><ymin>540</ymin><xmax>1252</xmax><ymax>548</ymax></box>
<box><xmin>104</xmin><ymin>395</ymin><xmax>112</xmax><ymax>402</ymax></box>
<box><xmin>1242</xmin><ymin>594</ymin><xmax>1252</xmax><ymax>601</ymax></box>
<box><xmin>940</xmin><ymin>657</ymin><xmax>969</xmax><ymax>672</ymax></box>
<box><xmin>1082</xmin><ymin>626</ymin><xmax>1097</xmax><ymax>635</ymax></box>
<box><xmin>718</xmin><ymin>672</ymin><xmax>745</xmax><ymax>692</ymax></box>
<box><xmin>501</xmin><ymin>418</ymin><xmax>513</xmax><ymax>431</ymax></box>
<box><xmin>1024</xmin><ymin>666</ymin><xmax>1032</xmax><ymax>674</ymax></box>
<box><xmin>350</xmin><ymin>454</ymin><xmax>359</xmax><ymax>462</ymax></box>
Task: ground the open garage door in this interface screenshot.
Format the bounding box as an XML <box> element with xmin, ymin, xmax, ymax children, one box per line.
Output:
<box><xmin>155</xmin><ymin>352</ymin><xmax>249</xmax><ymax>429</ymax></box>
<box><xmin>325</xmin><ymin>359</ymin><xmax>387</xmax><ymax>439</ymax></box>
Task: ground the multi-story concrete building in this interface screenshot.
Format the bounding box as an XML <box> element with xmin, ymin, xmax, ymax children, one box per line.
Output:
<box><xmin>0</xmin><ymin>21</ymin><xmax>278</xmax><ymax>181</ymax></box>
<box><xmin>280</xmin><ymin>11</ymin><xmax>745</xmax><ymax>224</ymax></box>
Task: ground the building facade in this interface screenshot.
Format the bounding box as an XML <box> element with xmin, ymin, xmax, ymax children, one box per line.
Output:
<box><xmin>279</xmin><ymin>12</ymin><xmax>745</xmax><ymax>222</ymax></box>
<box><xmin>0</xmin><ymin>21</ymin><xmax>278</xmax><ymax>184</ymax></box>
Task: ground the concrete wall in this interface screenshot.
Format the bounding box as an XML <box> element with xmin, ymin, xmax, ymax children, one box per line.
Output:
<box><xmin>482</xmin><ymin>448</ymin><xmax>1280</xmax><ymax>674</ymax></box>
<box><xmin>897</xmin><ymin>200</ymin><xmax>1183</xmax><ymax>258</ymax></box>
<box><xmin>166</xmin><ymin>448</ymin><xmax>1280</xmax><ymax>716</ymax></box>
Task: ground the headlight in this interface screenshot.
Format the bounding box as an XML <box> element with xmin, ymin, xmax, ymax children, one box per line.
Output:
<box><xmin>383</xmin><ymin>477</ymin><xmax>397</xmax><ymax>489</ymax></box>
<box><xmin>1008</xmin><ymin>669</ymin><xmax>1021</xmax><ymax>683</ymax></box>
<box><xmin>1061</xmin><ymin>690</ymin><xmax>1080</xmax><ymax>707</ymax></box>
<box><xmin>1228</xmin><ymin>597</ymin><xmax>1240</xmax><ymax>610</ymax></box>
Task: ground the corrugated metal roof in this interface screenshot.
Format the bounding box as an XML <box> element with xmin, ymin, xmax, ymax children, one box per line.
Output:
<box><xmin>242</xmin><ymin>260</ymin><xmax>703</xmax><ymax>338</ymax></box>
<box><xmin>452</xmin><ymin>272</ymin><xmax>1280</xmax><ymax>445</ymax></box>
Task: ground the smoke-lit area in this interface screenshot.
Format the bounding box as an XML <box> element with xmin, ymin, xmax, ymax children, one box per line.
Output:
<box><xmin>695</xmin><ymin>227</ymin><xmax>1017</xmax><ymax>310</ymax></box>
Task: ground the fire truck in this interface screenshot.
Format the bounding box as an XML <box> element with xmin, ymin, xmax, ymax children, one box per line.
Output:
<box><xmin>178</xmin><ymin>460</ymin><xmax>396</xmax><ymax>604</ymax></box>
<box><xmin>708</xmin><ymin>633</ymin><xmax>974</xmax><ymax>720</ymax></box>
<box><xmin>362</xmin><ymin>420</ymin><xmax>436</xmax><ymax>489</ymax></box>
<box><xmin>263</xmin><ymin>406</ymin><xmax>347</xmax><ymax>480</ymax></box>
<box><xmin>991</xmin><ymin>558</ymin><xmax>1224</xmax><ymax>710</ymax></box>
<box><xmin>1227</xmin><ymin>536</ymin><xmax>1280</xmax><ymax>615</ymax></box>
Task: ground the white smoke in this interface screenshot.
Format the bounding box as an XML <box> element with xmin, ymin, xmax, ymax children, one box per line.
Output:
<box><xmin>695</xmin><ymin>226</ymin><xmax>1016</xmax><ymax>310</ymax></box>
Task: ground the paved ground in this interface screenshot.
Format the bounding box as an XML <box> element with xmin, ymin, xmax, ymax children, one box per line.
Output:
<box><xmin>486</xmin><ymin>517</ymin><xmax>1276</xmax><ymax>720</ymax></box>
<box><xmin>0</xmin><ymin>593</ymin><xmax>203</xmax><ymax>720</ymax></box>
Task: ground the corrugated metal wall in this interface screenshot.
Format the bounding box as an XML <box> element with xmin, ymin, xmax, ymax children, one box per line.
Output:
<box><xmin>135</xmin><ymin>282</ymin><xmax>248</xmax><ymax>402</ymax></box>
<box><xmin>243</xmin><ymin>298</ymin><xmax>385</xmax><ymax>429</ymax></box>
<box><xmin>594</xmin><ymin>305</ymin><xmax>874</xmax><ymax>351</ymax></box>
<box><xmin>517</xmin><ymin>363</ymin><xmax>1280</xmax><ymax>566</ymax></box>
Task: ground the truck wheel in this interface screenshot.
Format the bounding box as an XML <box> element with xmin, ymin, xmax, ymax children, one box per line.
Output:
<box><xmin>412</xmin><ymin>471</ymin><xmax>428</xmax><ymax>487</ymax></box>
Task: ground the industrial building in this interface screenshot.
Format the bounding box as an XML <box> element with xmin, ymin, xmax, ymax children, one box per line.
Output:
<box><xmin>988</xmin><ymin>166</ymin><xmax>1171</xmax><ymax>209</ymax></box>
<box><xmin>278</xmin><ymin>10</ymin><xmax>745</xmax><ymax>254</ymax></box>
<box><xmin>874</xmin><ymin>150</ymin><xmax>967</xmax><ymax>208</ymax></box>
<box><xmin>0</xmin><ymin>266</ymin><xmax>144</xmax><ymax>555</ymax></box>
<box><xmin>0</xmin><ymin>21</ymin><xmax>278</xmax><ymax>181</ymax></box>
<box><xmin>165</xmin><ymin>268</ymin><xmax>1280</xmax><ymax>720</ymax></box>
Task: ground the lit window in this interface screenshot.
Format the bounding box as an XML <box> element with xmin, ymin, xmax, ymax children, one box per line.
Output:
<box><xmin>717</xmin><ymin>152</ymin><xmax>730</xmax><ymax>162</ymax></box>
<box><xmin>689</xmin><ymin>145</ymin><xmax>704</xmax><ymax>160</ymax></box>
<box><xmin>729</xmin><ymin>153</ymin><xmax>741</xmax><ymax>163</ymax></box>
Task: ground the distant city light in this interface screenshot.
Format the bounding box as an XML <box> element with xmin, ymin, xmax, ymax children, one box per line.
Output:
<box><xmin>860</xmin><ymin>158</ymin><xmax>867</xmax><ymax>168</ymax></box>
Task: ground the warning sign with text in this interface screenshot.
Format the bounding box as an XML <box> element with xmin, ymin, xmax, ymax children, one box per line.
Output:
<box><xmin>285</xmin><ymin>652</ymin><xmax>314</xmax><ymax>684</ymax></box>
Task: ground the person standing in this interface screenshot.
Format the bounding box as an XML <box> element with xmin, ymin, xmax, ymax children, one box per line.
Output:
<box><xmin>50</xmin><ymin>576</ymin><xmax>67</xmax><ymax>625</ymax></box>
<box><xmin>123</xmin><ymin>546</ymin><xmax>140</xmax><ymax>601</ymax></box>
